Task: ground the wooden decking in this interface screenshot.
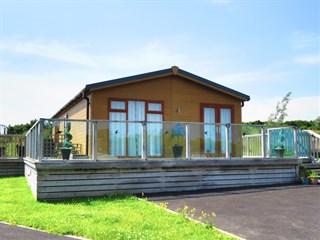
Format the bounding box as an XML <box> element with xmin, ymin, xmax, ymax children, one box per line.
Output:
<box><xmin>0</xmin><ymin>158</ymin><xmax>24</xmax><ymax>177</ymax></box>
<box><xmin>24</xmin><ymin>158</ymin><xmax>300</xmax><ymax>201</ymax></box>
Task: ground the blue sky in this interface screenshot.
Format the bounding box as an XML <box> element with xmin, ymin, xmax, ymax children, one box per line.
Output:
<box><xmin>1</xmin><ymin>0</ymin><xmax>319</xmax><ymax>126</ymax></box>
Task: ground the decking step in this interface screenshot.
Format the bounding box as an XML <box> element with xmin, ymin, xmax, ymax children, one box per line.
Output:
<box><xmin>302</xmin><ymin>158</ymin><xmax>312</xmax><ymax>164</ymax></box>
<box><xmin>305</xmin><ymin>163</ymin><xmax>320</xmax><ymax>174</ymax></box>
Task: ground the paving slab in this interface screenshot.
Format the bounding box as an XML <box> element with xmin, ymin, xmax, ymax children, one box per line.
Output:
<box><xmin>146</xmin><ymin>185</ymin><xmax>320</xmax><ymax>240</ymax></box>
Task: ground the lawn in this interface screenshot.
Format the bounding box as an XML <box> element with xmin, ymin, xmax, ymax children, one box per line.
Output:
<box><xmin>0</xmin><ymin>177</ymin><xmax>235</xmax><ymax>240</ymax></box>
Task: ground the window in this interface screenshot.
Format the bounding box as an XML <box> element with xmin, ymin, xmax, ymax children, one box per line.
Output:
<box><xmin>109</xmin><ymin>99</ymin><xmax>163</xmax><ymax>157</ymax></box>
<box><xmin>148</xmin><ymin>103</ymin><xmax>162</xmax><ymax>112</ymax></box>
<box><xmin>111</xmin><ymin>101</ymin><xmax>126</xmax><ymax>110</ymax></box>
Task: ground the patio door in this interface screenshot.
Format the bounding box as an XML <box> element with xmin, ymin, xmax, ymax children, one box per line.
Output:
<box><xmin>202</xmin><ymin>105</ymin><xmax>232</xmax><ymax>157</ymax></box>
<box><xmin>109</xmin><ymin>99</ymin><xmax>163</xmax><ymax>157</ymax></box>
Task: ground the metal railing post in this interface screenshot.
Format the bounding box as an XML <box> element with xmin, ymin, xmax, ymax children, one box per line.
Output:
<box><xmin>31</xmin><ymin>129</ymin><xmax>34</xmax><ymax>159</ymax></box>
<box><xmin>38</xmin><ymin>119</ymin><xmax>44</xmax><ymax>162</ymax></box>
<box><xmin>186</xmin><ymin>123</ymin><xmax>190</xmax><ymax>160</ymax></box>
<box><xmin>261</xmin><ymin>126</ymin><xmax>266</xmax><ymax>158</ymax></box>
<box><xmin>266</xmin><ymin>128</ymin><xmax>270</xmax><ymax>157</ymax></box>
<box><xmin>225</xmin><ymin>124</ymin><xmax>230</xmax><ymax>159</ymax></box>
<box><xmin>92</xmin><ymin>121</ymin><xmax>98</xmax><ymax>161</ymax></box>
<box><xmin>294</xmin><ymin>127</ymin><xmax>298</xmax><ymax>158</ymax></box>
<box><xmin>141</xmin><ymin>122</ymin><xmax>147</xmax><ymax>161</ymax></box>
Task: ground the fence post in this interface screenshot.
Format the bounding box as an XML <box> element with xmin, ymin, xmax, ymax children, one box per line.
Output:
<box><xmin>225</xmin><ymin>124</ymin><xmax>230</xmax><ymax>159</ymax></box>
<box><xmin>261</xmin><ymin>126</ymin><xmax>267</xmax><ymax>158</ymax></box>
<box><xmin>266</xmin><ymin>128</ymin><xmax>270</xmax><ymax>157</ymax></box>
<box><xmin>186</xmin><ymin>123</ymin><xmax>190</xmax><ymax>160</ymax></box>
<box><xmin>38</xmin><ymin>119</ymin><xmax>44</xmax><ymax>162</ymax></box>
<box><xmin>141</xmin><ymin>122</ymin><xmax>147</xmax><ymax>161</ymax></box>
<box><xmin>294</xmin><ymin>127</ymin><xmax>298</xmax><ymax>158</ymax></box>
<box><xmin>92</xmin><ymin>121</ymin><xmax>98</xmax><ymax>161</ymax></box>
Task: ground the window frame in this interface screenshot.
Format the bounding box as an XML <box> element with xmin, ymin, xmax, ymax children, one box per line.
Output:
<box><xmin>109</xmin><ymin>98</ymin><xmax>164</xmax><ymax>121</ymax></box>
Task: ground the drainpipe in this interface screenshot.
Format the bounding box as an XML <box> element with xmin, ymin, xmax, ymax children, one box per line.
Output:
<box><xmin>83</xmin><ymin>93</ymin><xmax>90</xmax><ymax>156</ymax></box>
<box><xmin>241</xmin><ymin>101</ymin><xmax>244</xmax><ymax>107</ymax></box>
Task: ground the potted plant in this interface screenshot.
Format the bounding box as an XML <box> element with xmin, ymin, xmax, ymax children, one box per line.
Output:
<box><xmin>309</xmin><ymin>170</ymin><xmax>318</xmax><ymax>185</ymax></box>
<box><xmin>299</xmin><ymin>165</ymin><xmax>310</xmax><ymax>185</ymax></box>
<box><xmin>60</xmin><ymin>121</ymin><xmax>73</xmax><ymax>160</ymax></box>
<box><xmin>171</xmin><ymin>123</ymin><xmax>185</xmax><ymax>158</ymax></box>
<box><xmin>275</xmin><ymin>129</ymin><xmax>285</xmax><ymax>158</ymax></box>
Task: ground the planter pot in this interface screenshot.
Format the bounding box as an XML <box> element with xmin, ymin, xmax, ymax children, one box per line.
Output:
<box><xmin>172</xmin><ymin>145</ymin><xmax>183</xmax><ymax>158</ymax></box>
<box><xmin>275</xmin><ymin>148</ymin><xmax>285</xmax><ymax>158</ymax></box>
<box><xmin>60</xmin><ymin>148</ymin><xmax>72</xmax><ymax>160</ymax></box>
<box><xmin>301</xmin><ymin>177</ymin><xmax>310</xmax><ymax>185</ymax></box>
<box><xmin>310</xmin><ymin>178</ymin><xmax>318</xmax><ymax>185</ymax></box>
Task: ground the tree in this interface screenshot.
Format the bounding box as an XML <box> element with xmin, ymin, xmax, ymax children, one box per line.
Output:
<box><xmin>268</xmin><ymin>92</ymin><xmax>292</xmax><ymax>124</ymax></box>
<box><xmin>7</xmin><ymin>119</ymin><xmax>37</xmax><ymax>134</ymax></box>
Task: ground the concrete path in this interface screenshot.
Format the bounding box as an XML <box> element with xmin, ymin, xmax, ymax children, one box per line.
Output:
<box><xmin>146</xmin><ymin>185</ymin><xmax>320</xmax><ymax>240</ymax></box>
<box><xmin>0</xmin><ymin>222</ymin><xmax>84</xmax><ymax>240</ymax></box>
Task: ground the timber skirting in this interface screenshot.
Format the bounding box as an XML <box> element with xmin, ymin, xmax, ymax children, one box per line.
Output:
<box><xmin>0</xmin><ymin>158</ymin><xmax>24</xmax><ymax>177</ymax></box>
<box><xmin>24</xmin><ymin>158</ymin><xmax>300</xmax><ymax>201</ymax></box>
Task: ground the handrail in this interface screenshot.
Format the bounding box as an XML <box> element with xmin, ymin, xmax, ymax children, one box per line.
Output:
<box><xmin>25</xmin><ymin>119</ymin><xmax>40</xmax><ymax>136</ymax></box>
<box><xmin>304</xmin><ymin>130</ymin><xmax>320</xmax><ymax>138</ymax></box>
<box><xmin>0</xmin><ymin>134</ymin><xmax>25</xmax><ymax>137</ymax></box>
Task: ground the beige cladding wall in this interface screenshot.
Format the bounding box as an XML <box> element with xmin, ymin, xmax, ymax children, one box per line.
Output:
<box><xmin>56</xmin><ymin>98</ymin><xmax>89</xmax><ymax>155</ymax></box>
<box><xmin>91</xmin><ymin>76</ymin><xmax>242</xmax><ymax>123</ymax></box>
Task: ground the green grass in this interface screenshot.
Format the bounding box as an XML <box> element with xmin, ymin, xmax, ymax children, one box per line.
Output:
<box><xmin>0</xmin><ymin>177</ymin><xmax>235</xmax><ymax>240</ymax></box>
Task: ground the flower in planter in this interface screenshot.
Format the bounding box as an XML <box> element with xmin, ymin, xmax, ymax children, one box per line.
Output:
<box><xmin>171</xmin><ymin>123</ymin><xmax>186</xmax><ymax>158</ymax></box>
<box><xmin>171</xmin><ymin>123</ymin><xmax>185</xmax><ymax>146</ymax></box>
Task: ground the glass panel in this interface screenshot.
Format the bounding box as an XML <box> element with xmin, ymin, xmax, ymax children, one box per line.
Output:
<box><xmin>189</xmin><ymin>123</ymin><xmax>202</xmax><ymax>158</ymax></box>
<box><xmin>147</xmin><ymin>114</ymin><xmax>163</xmax><ymax>157</ymax></box>
<box><xmin>97</xmin><ymin>121</ymin><xmax>110</xmax><ymax>160</ymax></box>
<box><xmin>42</xmin><ymin>119</ymin><xmax>91</xmax><ymax>160</ymax></box>
<box><xmin>267</xmin><ymin>127</ymin><xmax>295</xmax><ymax>158</ymax></box>
<box><xmin>109</xmin><ymin>112</ymin><xmax>126</xmax><ymax>156</ymax></box>
<box><xmin>128</xmin><ymin>101</ymin><xmax>145</xmax><ymax>156</ymax></box>
<box><xmin>163</xmin><ymin>122</ymin><xmax>186</xmax><ymax>158</ymax></box>
<box><xmin>148</xmin><ymin>103</ymin><xmax>162</xmax><ymax>112</ymax></box>
<box><xmin>111</xmin><ymin>101</ymin><xmax>126</xmax><ymax>110</ymax></box>
<box><xmin>220</xmin><ymin>108</ymin><xmax>231</xmax><ymax>154</ymax></box>
<box><xmin>204</xmin><ymin>108</ymin><xmax>216</xmax><ymax>154</ymax></box>
<box><xmin>233</xmin><ymin>124</ymin><xmax>263</xmax><ymax>158</ymax></box>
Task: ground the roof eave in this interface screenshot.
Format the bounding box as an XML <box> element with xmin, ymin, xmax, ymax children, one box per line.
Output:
<box><xmin>86</xmin><ymin>68</ymin><xmax>173</xmax><ymax>91</ymax></box>
<box><xmin>178</xmin><ymin>69</ymin><xmax>250</xmax><ymax>101</ymax></box>
<box><xmin>51</xmin><ymin>88</ymin><xmax>88</xmax><ymax>118</ymax></box>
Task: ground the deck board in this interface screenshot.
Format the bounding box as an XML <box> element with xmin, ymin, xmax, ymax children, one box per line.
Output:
<box><xmin>24</xmin><ymin>158</ymin><xmax>300</xmax><ymax>201</ymax></box>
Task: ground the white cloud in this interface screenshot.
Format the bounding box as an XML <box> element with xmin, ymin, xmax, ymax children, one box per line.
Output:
<box><xmin>1</xmin><ymin>71</ymin><xmax>106</xmax><ymax>126</ymax></box>
<box><xmin>291</xmin><ymin>31</ymin><xmax>319</xmax><ymax>50</ymax></box>
<box><xmin>243</xmin><ymin>96</ymin><xmax>320</xmax><ymax>122</ymax></box>
<box><xmin>293</xmin><ymin>55</ymin><xmax>320</xmax><ymax>65</ymax></box>
<box><xmin>102</xmin><ymin>41</ymin><xmax>188</xmax><ymax>71</ymax></box>
<box><xmin>2</xmin><ymin>38</ymin><xmax>94</xmax><ymax>66</ymax></box>
<box><xmin>1</xmin><ymin>37</ymin><xmax>188</xmax><ymax>71</ymax></box>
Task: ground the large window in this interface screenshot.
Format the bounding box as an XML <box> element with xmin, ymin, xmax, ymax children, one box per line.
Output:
<box><xmin>109</xmin><ymin>99</ymin><xmax>163</xmax><ymax>157</ymax></box>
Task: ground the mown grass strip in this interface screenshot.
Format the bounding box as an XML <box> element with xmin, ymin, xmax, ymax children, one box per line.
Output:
<box><xmin>0</xmin><ymin>177</ymin><xmax>235</xmax><ymax>240</ymax></box>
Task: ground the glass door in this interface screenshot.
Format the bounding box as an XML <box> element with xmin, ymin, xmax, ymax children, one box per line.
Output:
<box><xmin>128</xmin><ymin>101</ymin><xmax>145</xmax><ymax>157</ymax></box>
<box><xmin>202</xmin><ymin>105</ymin><xmax>232</xmax><ymax>157</ymax></box>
